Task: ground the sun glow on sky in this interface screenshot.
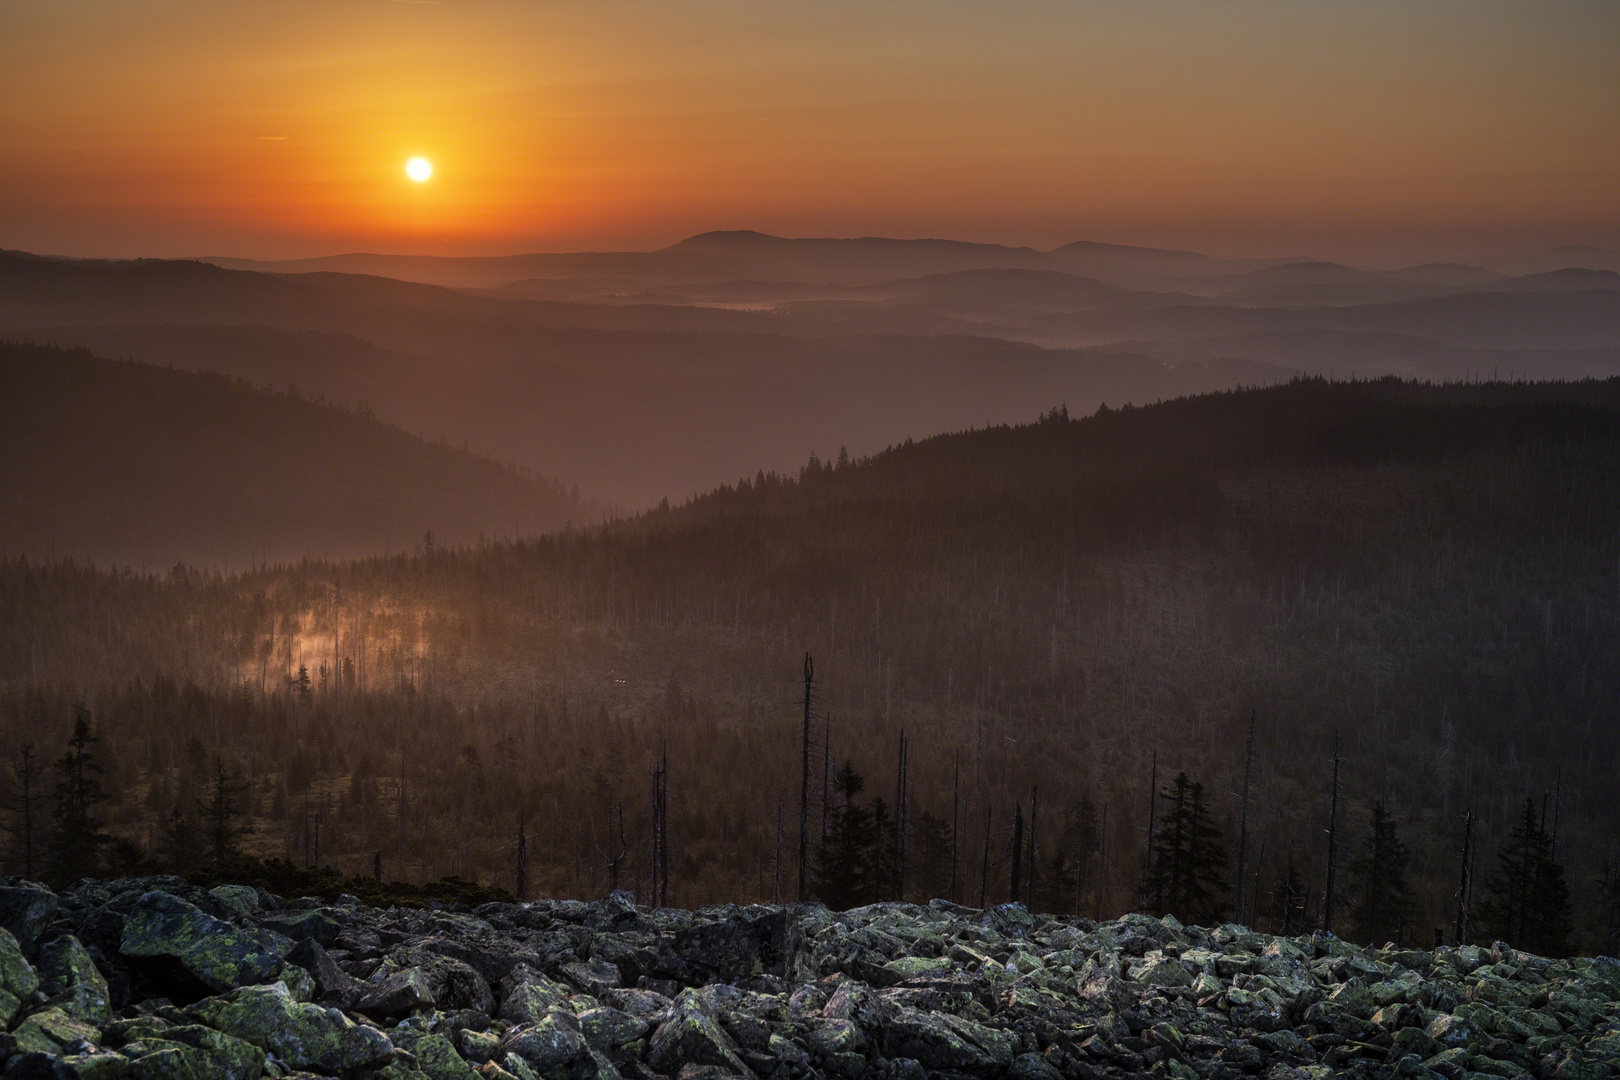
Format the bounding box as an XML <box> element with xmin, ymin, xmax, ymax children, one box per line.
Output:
<box><xmin>1</xmin><ymin>1</ymin><xmax>1616</xmax><ymax>263</ymax></box>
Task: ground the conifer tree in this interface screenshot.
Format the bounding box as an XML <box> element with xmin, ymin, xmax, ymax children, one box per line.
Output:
<box><xmin>157</xmin><ymin>806</ymin><xmax>199</xmax><ymax>877</ymax></box>
<box><xmin>868</xmin><ymin>796</ymin><xmax>898</xmax><ymax>902</ymax></box>
<box><xmin>3</xmin><ymin>744</ymin><xmax>47</xmax><ymax>878</ymax></box>
<box><xmin>50</xmin><ymin>706</ymin><xmax>110</xmax><ymax>885</ymax></box>
<box><xmin>1144</xmin><ymin>773</ymin><xmax>1230</xmax><ymax>925</ymax></box>
<box><xmin>201</xmin><ymin>758</ymin><xmax>249</xmax><ymax>870</ymax></box>
<box><xmin>814</xmin><ymin>761</ymin><xmax>875</xmax><ymax>910</ymax></box>
<box><xmin>1347</xmin><ymin>800</ymin><xmax>1414</xmax><ymax>946</ymax></box>
<box><xmin>1477</xmin><ymin>798</ymin><xmax>1573</xmax><ymax>956</ymax></box>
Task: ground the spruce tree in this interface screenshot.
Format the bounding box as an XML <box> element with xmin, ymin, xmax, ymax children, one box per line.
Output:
<box><xmin>1477</xmin><ymin>798</ymin><xmax>1573</xmax><ymax>956</ymax></box>
<box><xmin>1347</xmin><ymin>800</ymin><xmax>1414</xmax><ymax>946</ymax></box>
<box><xmin>1144</xmin><ymin>773</ymin><xmax>1230</xmax><ymax>925</ymax></box>
<box><xmin>3</xmin><ymin>744</ymin><xmax>47</xmax><ymax>878</ymax></box>
<box><xmin>201</xmin><ymin>758</ymin><xmax>250</xmax><ymax>870</ymax></box>
<box><xmin>814</xmin><ymin>761</ymin><xmax>875</xmax><ymax>910</ymax></box>
<box><xmin>50</xmin><ymin>705</ymin><xmax>111</xmax><ymax>885</ymax></box>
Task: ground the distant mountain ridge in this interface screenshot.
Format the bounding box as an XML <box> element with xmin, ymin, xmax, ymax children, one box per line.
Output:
<box><xmin>199</xmin><ymin>231</ymin><xmax>1297</xmax><ymax>290</ymax></box>
<box><xmin>5</xmin><ymin>239</ymin><xmax>1618</xmax><ymax>512</ymax></box>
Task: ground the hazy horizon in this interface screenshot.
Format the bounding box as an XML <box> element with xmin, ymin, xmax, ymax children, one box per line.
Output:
<box><xmin>5</xmin><ymin>2</ymin><xmax>1617</xmax><ymax>266</ymax></box>
<box><xmin>13</xmin><ymin>232</ymin><xmax>1620</xmax><ymax>274</ymax></box>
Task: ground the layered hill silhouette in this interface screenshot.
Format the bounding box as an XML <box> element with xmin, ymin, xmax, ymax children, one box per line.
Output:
<box><xmin>5</xmin><ymin>237</ymin><xmax>1620</xmax><ymax>510</ymax></box>
<box><xmin>0</xmin><ymin>341</ymin><xmax>597</xmax><ymax>567</ymax></box>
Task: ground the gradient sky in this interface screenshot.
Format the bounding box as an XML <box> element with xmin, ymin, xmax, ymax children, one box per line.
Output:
<box><xmin>2</xmin><ymin>0</ymin><xmax>1616</xmax><ymax>264</ymax></box>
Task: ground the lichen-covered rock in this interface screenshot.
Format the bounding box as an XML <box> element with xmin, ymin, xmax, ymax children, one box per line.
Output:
<box><xmin>118</xmin><ymin>892</ymin><xmax>294</xmax><ymax>994</ymax></box>
<box><xmin>354</xmin><ymin>968</ymin><xmax>437</xmax><ymax>1021</ymax></box>
<box><xmin>7</xmin><ymin>879</ymin><xmax>1619</xmax><ymax>1080</ymax></box>
<box><xmin>206</xmin><ymin>885</ymin><xmax>261</xmax><ymax>919</ymax></box>
<box><xmin>187</xmin><ymin>980</ymin><xmax>394</xmax><ymax>1073</ymax></box>
<box><xmin>38</xmin><ymin>935</ymin><xmax>112</xmax><ymax>1024</ymax></box>
<box><xmin>882</xmin><ymin>1004</ymin><xmax>1017</xmax><ymax>1072</ymax></box>
<box><xmin>0</xmin><ymin>882</ymin><xmax>61</xmax><ymax>955</ymax></box>
<box><xmin>576</xmin><ymin>1006</ymin><xmax>649</xmax><ymax>1049</ymax></box>
<box><xmin>497</xmin><ymin>1009</ymin><xmax>596</xmax><ymax>1077</ymax></box>
<box><xmin>12</xmin><ymin>1006</ymin><xmax>102</xmax><ymax>1056</ymax></box>
<box><xmin>116</xmin><ymin>1023</ymin><xmax>264</xmax><ymax>1080</ymax></box>
<box><xmin>4</xmin><ymin>1050</ymin><xmax>131</xmax><ymax>1079</ymax></box>
<box><xmin>551</xmin><ymin>958</ymin><xmax>614</xmax><ymax>998</ymax></box>
<box><xmin>1</xmin><ymin>924</ymin><xmax>41</xmax><ymax>1027</ymax></box>
<box><xmin>389</xmin><ymin>1023</ymin><xmax>480</xmax><ymax>1080</ymax></box>
<box><xmin>645</xmin><ymin>988</ymin><xmax>754</xmax><ymax>1079</ymax></box>
<box><xmin>669</xmin><ymin>906</ymin><xmax>795</xmax><ymax>985</ymax></box>
<box><xmin>376</xmin><ymin>947</ymin><xmax>493</xmax><ymax>1016</ymax></box>
<box><xmin>496</xmin><ymin>965</ymin><xmax>573</xmax><ymax>1026</ymax></box>
<box><xmin>284</xmin><ymin>937</ymin><xmax>357</xmax><ymax>1004</ymax></box>
<box><xmin>254</xmin><ymin>907</ymin><xmax>347</xmax><ymax>948</ymax></box>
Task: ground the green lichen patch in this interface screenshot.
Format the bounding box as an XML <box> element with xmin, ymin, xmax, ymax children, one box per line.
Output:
<box><xmin>119</xmin><ymin>891</ymin><xmax>294</xmax><ymax>994</ymax></box>
<box><xmin>188</xmin><ymin>980</ymin><xmax>393</xmax><ymax>1074</ymax></box>
<box><xmin>40</xmin><ymin>934</ymin><xmax>113</xmax><ymax>1024</ymax></box>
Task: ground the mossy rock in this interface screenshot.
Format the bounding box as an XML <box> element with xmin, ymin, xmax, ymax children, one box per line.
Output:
<box><xmin>119</xmin><ymin>891</ymin><xmax>294</xmax><ymax>994</ymax></box>
<box><xmin>188</xmin><ymin>980</ymin><xmax>394</xmax><ymax>1073</ymax></box>
<box><xmin>119</xmin><ymin>1023</ymin><xmax>264</xmax><ymax>1080</ymax></box>
<box><xmin>5</xmin><ymin>1050</ymin><xmax>131</xmax><ymax>1079</ymax></box>
<box><xmin>39</xmin><ymin>934</ymin><xmax>113</xmax><ymax>1024</ymax></box>
<box><xmin>206</xmin><ymin>885</ymin><xmax>262</xmax><ymax>919</ymax></box>
<box><xmin>391</xmin><ymin>1024</ymin><xmax>481</xmax><ymax>1080</ymax></box>
<box><xmin>1</xmin><ymin>924</ymin><xmax>41</xmax><ymax>1027</ymax></box>
<box><xmin>13</xmin><ymin>1005</ymin><xmax>103</xmax><ymax>1055</ymax></box>
<box><xmin>645</xmin><ymin>988</ymin><xmax>754</xmax><ymax>1078</ymax></box>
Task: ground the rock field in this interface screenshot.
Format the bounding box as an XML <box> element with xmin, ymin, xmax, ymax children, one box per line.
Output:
<box><xmin>1</xmin><ymin>877</ymin><xmax>1616</xmax><ymax>1079</ymax></box>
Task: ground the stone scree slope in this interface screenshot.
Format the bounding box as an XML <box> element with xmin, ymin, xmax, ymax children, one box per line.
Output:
<box><xmin>0</xmin><ymin>877</ymin><xmax>1616</xmax><ymax>1080</ymax></box>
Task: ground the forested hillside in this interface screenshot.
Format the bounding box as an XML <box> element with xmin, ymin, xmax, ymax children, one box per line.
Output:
<box><xmin>3</xmin><ymin>377</ymin><xmax>1619</xmax><ymax>954</ymax></box>
<box><xmin>0</xmin><ymin>341</ymin><xmax>598</xmax><ymax>566</ymax></box>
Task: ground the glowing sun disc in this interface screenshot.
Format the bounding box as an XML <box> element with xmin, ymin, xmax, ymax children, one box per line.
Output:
<box><xmin>406</xmin><ymin>157</ymin><xmax>432</xmax><ymax>182</ymax></box>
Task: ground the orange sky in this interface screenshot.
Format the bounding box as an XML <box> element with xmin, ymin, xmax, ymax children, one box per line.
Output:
<box><xmin>2</xmin><ymin>1</ymin><xmax>1616</xmax><ymax>264</ymax></box>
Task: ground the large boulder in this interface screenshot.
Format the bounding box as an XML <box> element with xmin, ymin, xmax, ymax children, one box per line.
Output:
<box><xmin>645</xmin><ymin>988</ymin><xmax>754</xmax><ymax>1079</ymax></box>
<box><xmin>1</xmin><ymin>925</ymin><xmax>41</xmax><ymax>1027</ymax></box>
<box><xmin>353</xmin><ymin>968</ymin><xmax>436</xmax><ymax>1021</ymax></box>
<box><xmin>37</xmin><ymin>936</ymin><xmax>111</xmax><ymax>1024</ymax></box>
<box><xmin>118</xmin><ymin>892</ymin><xmax>295</xmax><ymax>995</ymax></box>
<box><xmin>496</xmin><ymin>965</ymin><xmax>573</xmax><ymax>1026</ymax></box>
<box><xmin>374</xmin><ymin>946</ymin><xmax>493</xmax><ymax>1015</ymax></box>
<box><xmin>497</xmin><ymin>1010</ymin><xmax>589</xmax><ymax>1075</ymax></box>
<box><xmin>188</xmin><ymin>980</ymin><xmax>394</xmax><ymax>1074</ymax></box>
<box><xmin>115</xmin><ymin>1023</ymin><xmax>265</xmax><ymax>1080</ymax></box>
<box><xmin>669</xmin><ymin>907</ymin><xmax>797</xmax><ymax>985</ymax></box>
<box><xmin>390</xmin><ymin>1023</ymin><xmax>481</xmax><ymax>1080</ymax></box>
<box><xmin>880</xmin><ymin>1005</ymin><xmax>1017</xmax><ymax>1074</ymax></box>
<box><xmin>11</xmin><ymin>1006</ymin><xmax>102</xmax><ymax>1057</ymax></box>
<box><xmin>284</xmin><ymin>937</ymin><xmax>357</xmax><ymax>1004</ymax></box>
<box><xmin>0</xmin><ymin>883</ymin><xmax>61</xmax><ymax>955</ymax></box>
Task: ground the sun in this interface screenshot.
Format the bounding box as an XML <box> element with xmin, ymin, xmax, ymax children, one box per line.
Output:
<box><xmin>406</xmin><ymin>157</ymin><xmax>432</xmax><ymax>182</ymax></box>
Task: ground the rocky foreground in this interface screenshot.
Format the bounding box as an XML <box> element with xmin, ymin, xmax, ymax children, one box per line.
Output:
<box><xmin>1</xmin><ymin>878</ymin><xmax>1617</xmax><ymax>1080</ymax></box>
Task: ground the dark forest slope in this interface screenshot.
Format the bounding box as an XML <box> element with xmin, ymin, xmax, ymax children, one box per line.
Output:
<box><xmin>0</xmin><ymin>341</ymin><xmax>597</xmax><ymax>567</ymax></box>
<box><xmin>4</xmin><ymin>378</ymin><xmax>1620</xmax><ymax>953</ymax></box>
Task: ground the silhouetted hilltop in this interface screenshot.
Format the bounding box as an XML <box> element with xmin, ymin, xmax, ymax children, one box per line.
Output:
<box><xmin>0</xmin><ymin>341</ymin><xmax>598</xmax><ymax>567</ymax></box>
